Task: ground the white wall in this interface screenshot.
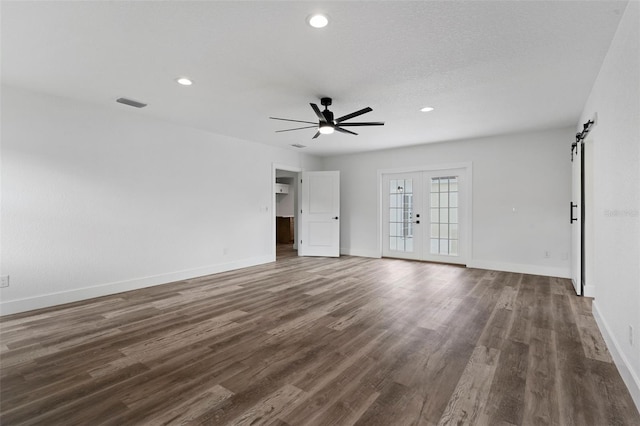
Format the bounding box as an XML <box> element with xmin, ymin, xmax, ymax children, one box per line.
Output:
<box><xmin>578</xmin><ymin>1</ymin><xmax>640</xmax><ymax>409</ymax></box>
<box><xmin>0</xmin><ymin>85</ymin><xmax>321</xmax><ymax>315</ymax></box>
<box><xmin>323</xmin><ymin>127</ymin><xmax>573</xmax><ymax>278</ymax></box>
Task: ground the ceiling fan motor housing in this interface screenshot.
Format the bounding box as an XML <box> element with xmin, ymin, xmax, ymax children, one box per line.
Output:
<box><xmin>323</xmin><ymin>109</ymin><xmax>335</xmax><ymax>123</ymax></box>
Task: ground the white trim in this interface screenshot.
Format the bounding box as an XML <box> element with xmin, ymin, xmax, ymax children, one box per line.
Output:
<box><xmin>377</xmin><ymin>162</ymin><xmax>473</xmax><ymax>175</ymax></box>
<box><xmin>340</xmin><ymin>247</ymin><xmax>381</xmax><ymax>258</ymax></box>
<box><xmin>592</xmin><ymin>301</ymin><xmax>640</xmax><ymax>413</ymax></box>
<box><xmin>467</xmin><ymin>259</ymin><xmax>571</xmax><ymax>278</ymax></box>
<box><xmin>0</xmin><ymin>255</ymin><xmax>272</xmax><ymax>316</ymax></box>
<box><xmin>583</xmin><ymin>283</ymin><xmax>596</xmax><ymax>298</ymax></box>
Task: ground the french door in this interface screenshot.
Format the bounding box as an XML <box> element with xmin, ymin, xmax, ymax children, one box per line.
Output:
<box><xmin>382</xmin><ymin>168</ymin><xmax>468</xmax><ymax>265</ymax></box>
<box><xmin>382</xmin><ymin>172</ymin><xmax>423</xmax><ymax>260</ymax></box>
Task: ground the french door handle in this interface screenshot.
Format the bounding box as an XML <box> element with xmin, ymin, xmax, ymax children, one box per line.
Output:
<box><xmin>570</xmin><ymin>202</ymin><xmax>578</xmax><ymax>223</ymax></box>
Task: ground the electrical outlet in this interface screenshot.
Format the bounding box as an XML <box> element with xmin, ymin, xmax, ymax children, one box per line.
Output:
<box><xmin>629</xmin><ymin>325</ymin><xmax>634</xmax><ymax>346</ymax></box>
<box><xmin>0</xmin><ymin>275</ymin><xmax>9</xmax><ymax>288</ymax></box>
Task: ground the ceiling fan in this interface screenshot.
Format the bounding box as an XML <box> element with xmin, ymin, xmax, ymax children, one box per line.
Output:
<box><xmin>270</xmin><ymin>97</ymin><xmax>384</xmax><ymax>139</ymax></box>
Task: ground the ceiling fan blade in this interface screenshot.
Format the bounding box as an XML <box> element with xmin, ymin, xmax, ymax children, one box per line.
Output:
<box><xmin>334</xmin><ymin>126</ymin><xmax>358</xmax><ymax>136</ymax></box>
<box><xmin>312</xmin><ymin>130</ymin><xmax>321</xmax><ymax>139</ymax></box>
<box><xmin>275</xmin><ymin>125</ymin><xmax>318</xmax><ymax>133</ymax></box>
<box><xmin>310</xmin><ymin>103</ymin><xmax>327</xmax><ymax>123</ymax></box>
<box><xmin>337</xmin><ymin>122</ymin><xmax>385</xmax><ymax>127</ymax></box>
<box><xmin>270</xmin><ymin>117</ymin><xmax>317</xmax><ymax>125</ymax></box>
<box><xmin>335</xmin><ymin>107</ymin><xmax>372</xmax><ymax>123</ymax></box>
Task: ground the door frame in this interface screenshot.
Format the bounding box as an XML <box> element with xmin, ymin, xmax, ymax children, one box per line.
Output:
<box><xmin>583</xmin><ymin>137</ymin><xmax>594</xmax><ymax>297</ymax></box>
<box><xmin>272</xmin><ymin>163</ymin><xmax>303</xmax><ymax>262</ymax></box>
<box><xmin>377</xmin><ymin>162</ymin><xmax>473</xmax><ymax>262</ymax></box>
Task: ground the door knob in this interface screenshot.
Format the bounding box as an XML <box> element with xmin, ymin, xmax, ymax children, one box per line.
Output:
<box><xmin>332</xmin><ymin>216</ymin><xmax>339</xmax><ymax>220</ymax></box>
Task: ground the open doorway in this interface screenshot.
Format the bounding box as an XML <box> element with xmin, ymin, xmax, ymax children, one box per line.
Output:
<box><xmin>274</xmin><ymin>167</ymin><xmax>300</xmax><ymax>260</ymax></box>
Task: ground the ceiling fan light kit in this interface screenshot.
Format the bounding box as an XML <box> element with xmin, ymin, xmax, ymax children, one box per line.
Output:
<box><xmin>270</xmin><ymin>97</ymin><xmax>384</xmax><ymax>139</ymax></box>
<box><xmin>176</xmin><ymin>77</ymin><xmax>193</xmax><ymax>86</ymax></box>
<box><xmin>319</xmin><ymin>123</ymin><xmax>334</xmax><ymax>135</ymax></box>
<box><xmin>307</xmin><ymin>14</ymin><xmax>329</xmax><ymax>28</ymax></box>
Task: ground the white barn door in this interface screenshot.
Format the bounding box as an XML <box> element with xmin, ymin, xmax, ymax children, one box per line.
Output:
<box><xmin>299</xmin><ymin>171</ymin><xmax>340</xmax><ymax>257</ymax></box>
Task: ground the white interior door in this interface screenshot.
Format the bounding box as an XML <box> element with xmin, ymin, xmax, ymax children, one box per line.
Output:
<box><xmin>382</xmin><ymin>167</ymin><xmax>468</xmax><ymax>265</ymax></box>
<box><xmin>299</xmin><ymin>171</ymin><xmax>340</xmax><ymax>257</ymax></box>
<box><xmin>570</xmin><ymin>145</ymin><xmax>582</xmax><ymax>295</ymax></box>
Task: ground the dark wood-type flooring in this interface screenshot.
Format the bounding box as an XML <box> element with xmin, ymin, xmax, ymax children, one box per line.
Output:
<box><xmin>1</xmin><ymin>245</ymin><xmax>638</xmax><ymax>425</ymax></box>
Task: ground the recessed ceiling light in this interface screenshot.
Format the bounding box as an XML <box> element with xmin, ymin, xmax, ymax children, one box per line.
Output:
<box><xmin>420</xmin><ymin>106</ymin><xmax>435</xmax><ymax>112</ymax></box>
<box><xmin>176</xmin><ymin>77</ymin><xmax>193</xmax><ymax>86</ymax></box>
<box><xmin>308</xmin><ymin>14</ymin><xmax>329</xmax><ymax>28</ymax></box>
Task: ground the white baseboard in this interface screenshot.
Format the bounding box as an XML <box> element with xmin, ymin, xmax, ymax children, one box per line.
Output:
<box><xmin>592</xmin><ymin>301</ymin><xmax>640</xmax><ymax>413</ymax></box>
<box><xmin>467</xmin><ymin>259</ymin><xmax>571</xmax><ymax>278</ymax></box>
<box><xmin>340</xmin><ymin>247</ymin><xmax>381</xmax><ymax>258</ymax></box>
<box><xmin>338</xmin><ymin>252</ymin><xmax>571</xmax><ymax>279</ymax></box>
<box><xmin>583</xmin><ymin>283</ymin><xmax>596</xmax><ymax>298</ymax></box>
<box><xmin>0</xmin><ymin>255</ymin><xmax>273</xmax><ymax>316</ymax></box>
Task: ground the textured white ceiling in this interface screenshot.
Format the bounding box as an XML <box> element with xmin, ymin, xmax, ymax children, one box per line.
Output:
<box><xmin>1</xmin><ymin>1</ymin><xmax>628</xmax><ymax>156</ymax></box>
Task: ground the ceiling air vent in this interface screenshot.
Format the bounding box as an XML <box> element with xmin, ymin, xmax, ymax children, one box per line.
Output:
<box><xmin>116</xmin><ymin>97</ymin><xmax>147</xmax><ymax>108</ymax></box>
<box><xmin>291</xmin><ymin>144</ymin><xmax>306</xmax><ymax>148</ymax></box>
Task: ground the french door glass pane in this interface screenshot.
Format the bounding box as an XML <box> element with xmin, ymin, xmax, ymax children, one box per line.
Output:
<box><xmin>450</xmin><ymin>224</ymin><xmax>459</xmax><ymax>239</ymax></box>
<box><xmin>430</xmin><ymin>176</ymin><xmax>459</xmax><ymax>256</ymax></box>
<box><xmin>439</xmin><ymin>208</ymin><xmax>448</xmax><ymax>222</ymax></box>
<box><xmin>450</xmin><ymin>208</ymin><xmax>458</xmax><ymax>224</ymax></box>
<box><xmin>389</xmin><ymin>178</ymin><xmax>415</xmax><ymax>253</ymax></box>
<box><xmin>440</xmin><ymin>193</ymin><xmax>449</xmax><ymax>207</ymax></box>
<box><xmin>450</xmin><ymin>192</ymin><xmax>458</xmax><ymax>207</ymax></box>
<box><xmin>449</xmin><ymin>240</ymin><xmax>459</xmax><ymax>255</ymax></box>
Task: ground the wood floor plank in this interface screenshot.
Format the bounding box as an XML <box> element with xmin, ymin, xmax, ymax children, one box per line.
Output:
<box><xmin>575</xmin><ymin>313</ymin><xmax>613</xmax><ymax>363</ymax></box>
<box><xmin>522</xmin><ymin>327</ymin><xmax>560</xmax><ymax>426</ymax></box>
<box><xmin>437</xmin><ymin>345</ymin><xmax>500</xmax><ymax>426</ymax></box>
<box><xmin>144</xmin><ymin>384</ymin><xmax>234</xmax><ymax>425</ymax></box>
<box><xmin>483</xmin><ymin>339</ymin><xmax>529</xmax><ymax>425</ymax></box>
<box><xmin>219</xmin><ymin>384</ymin><xmax>305</xmax><ymax>426</ymax></box>
<box><xmin>1</xmin><ymin>246</ymin><xmax>638</xmax><ymax>425</ymax></box>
